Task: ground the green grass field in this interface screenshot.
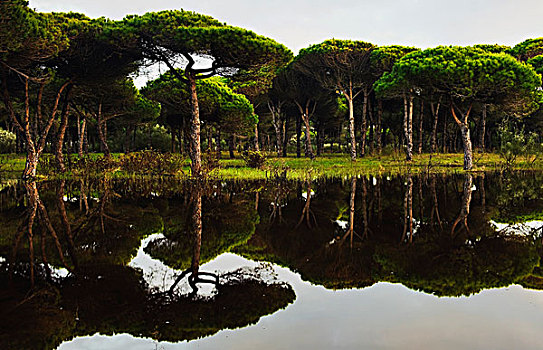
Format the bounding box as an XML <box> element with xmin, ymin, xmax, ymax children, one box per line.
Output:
<box><xmin>0</xmin><ymin>151</ymin><xmax>540</xmax><ymax>180</ymax></box>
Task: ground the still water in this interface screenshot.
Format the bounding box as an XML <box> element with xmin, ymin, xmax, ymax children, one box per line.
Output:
<box><xmin>1</xmin><ymin>172</ymin><xmax>543</xmax><ymax>349</ymax></box>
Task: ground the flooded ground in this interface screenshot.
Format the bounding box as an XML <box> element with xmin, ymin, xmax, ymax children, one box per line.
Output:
<box><xmin>1</xmin><ymin>171</ymin><xmax>543</xmax><ymax>349</ymax></box>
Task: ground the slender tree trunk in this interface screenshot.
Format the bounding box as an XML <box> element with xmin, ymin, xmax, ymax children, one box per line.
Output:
<box><xmin>347</xmin><ymin>96</ymin><xmax>357</xmax><ymax>161</ymax></box>
<box><xmin>216</xmin><ymin>127</ymin><xmax>222</xmax><ymax>158</ymax></box>
<box><xmin>296</xmin><ymin>116</ymin><xmax>301</xmax><ymax>158</ymax></box>
<box><xmin>55</xmin><ymin>84</ymin><xmax>73</xmax><ymax>172</ymax></box>
<box><xmin>403</xmin><ymin>92</ymin><xmax>414</xmax><ymax>161</ymax></box>
<box><xmin>480</xmin><ymin>104</ymin><xmax>487</xmax><ymax>153</ymax></box>
<box><xmin>302</xmin><ymin>104</ymin><xmax>314</xmax><ymax>159</ymax></box>
<box><xmin>268</xmin><ymin>101</ymin><xmax>283</xmax><ymax>157</ymax></box>
<box><xmin>96</xmin><ymin>103</ymin><xmax>111</xmax><ymax>158</ymax></box>
<box><xmin>418</xmin><ymin>99</ymin><xmax>424</xmax><ymax>154</ymax></box>
<box><xmin>282</xmin><ymin>114</ymin><xmax>289</xmax><ymax>157</ymax></box>
<box><xmin>316</xmin><ymin>124</ymin><xmax>323</xmax><ymax>156</ymax></box>
<box><xmin>360</xmin><ymin>89</ymin><xmax>369</xmax><ymax>157</ymax></box>
<box><xmin>430</xmin><ymin>98</ymin><xmax>441</xmax><ymax>153</ymax></box>
<box><xmin>254</xmin><ymin>123</ymin><xmax>260</xmax><ymax>152</ymax></box>
<box><xmin>228</xmin><ymin>134</ymin><xmax>235</xmax><ymax>159</ymax></box>
<box><xmin>376</xmin><ymin>99</ymin><xmax>383</xmax><ymax>154</ymax></box>
<box><xmin>187</xmin><ymin>73</ymin><xmax>202</xmax><ymax>177</ymax></box>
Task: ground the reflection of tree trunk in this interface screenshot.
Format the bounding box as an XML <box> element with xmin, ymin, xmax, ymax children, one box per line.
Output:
<box><xmin>56</xmin><ymin>180</ymin><xmax>78</xmax><ymax>270</ymax></box>
<box><xmin>430</xmin><ymin>98</ymin><xmax>441</xmax><ymax>153</ymax></box>
<box><xmin>479</xmin><ymin>173</ymin><xmax>486</xmax><ymax>213</ymax></box>
<box><xmin>401</xmin><ymin>176</ymin><xmax>413</xmax><ymax>243</ymax></box>
<box><xmin>451</xmin><ymin>174</ymin><xmax>473</xmax><ymax>237</ymax></box>
<box><xmin>361</xmin><ymin>177</ymin><xmax>368</xmax><ymax>239</ymax></box>
<box><xmin>296</xmin><ymin>181</ymin><xmax>316</xmax><ymax>229</ymax></box>
<box><xmin>191</xmin><ymin>188</ymin><xmax>202</xmax><ymax>277</ymax></box>
<box><xmin>340</xmin><ymin>177</ymin><xmax>357</xmax><ymax>246</ymax></box>
<box><xmin>430</xmin><ymin>175</ymin><xmax>442</xmax><ymax>229</ymax></box>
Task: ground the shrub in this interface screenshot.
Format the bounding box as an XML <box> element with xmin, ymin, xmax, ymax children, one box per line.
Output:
<box><xmin>0</xmin><ymin>128</ymin><xmax>16</xmax><ymax>153</ymax></box>
<box><xmin>243</xmin><ymin>151</ymin><xmax>267</xmax><ymax>169</ymax></box>
<box><xmin>120</xmin><ymin>150</ymin><xmax>185</xmax><ymax>175</ymax></box>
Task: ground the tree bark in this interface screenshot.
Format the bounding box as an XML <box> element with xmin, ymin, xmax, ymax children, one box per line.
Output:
<box><xmin>254</xmin><ymin>123</ymin><xmax>260</xmax><ymax>152</ymax></box>
<box><xmin>228</xmin><ymin>134</ymin><xmax>235</xmax><ymax>159</ymax></box>
<box><xmin>268</xmin><ymin>101</ymin><xmax>283</xmax><ymax>157</ymax></box>
<box><xmin>376</xmin><ymin>99</ymin><xmax>383</xmax><ymax>154</ymax></box>
<box><xmin>451</xmin><ymin>105</ymin><xmax>473</xmax><ymax>170</ymax></box>
<box><xmin>187</xmin><ymin>73</ymin><xmax>202</xmax><ymax>176</ymax></box>
<box><xmin>480</xmin><ymin>104</ymin><xmax>487</xmax><ymax>153</ymax></box>
<box><xmin>417</xmin><ymin>99</ymin><xmax>424</xmax><ymax>154</ymax></box>
<box><xmin>347</xmin><ymin>96</ymin><xmax>357</xmax><ymax>161</ymax></box>
<box><xmin>55</xmin><ymin>84</ymin><xmax>73</xmax><ymax>172</ymax></box>
<box><xmin>403</xmin><ymin>92</ymin><xmax>414</xmax><ymax>161</ymax></box>
<box><xmin>430</xmin><ymin>98</ymin><xmax>441</xmax><ymax>153</ymax></box>
<box><xmin>96</xmin><ymin>103</ymin><xmax>111</xmax><ymax>158</ymax></box>
<box><xmin>282</xmin><ymin>114</ymin><xmax>289</xmax><ymax>157</ymax></box>
<box><xmin>296</xmin><ymin>116</ymin><xmax>301</xmax><ymax>158</ymax></box>
<box><xmin>360</xmin><ymin>89</ymin><xmax>369</xmax><ymax>157</ymax></box>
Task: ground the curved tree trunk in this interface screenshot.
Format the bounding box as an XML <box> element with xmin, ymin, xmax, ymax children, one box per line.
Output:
<box><xmin>187</xmin><ymin>73</ymin><xmax>202</xmax><ymax>176</ymax></box>
<box><xmin>55</xmin><ymin>84</ymin><xmax>73</xmax><ymax>172</ymax></box>
<box><xmin>296</xmin><ymin>116</ymin><xmax>301</xmax><ymax>158</ymax></box>
<box><xmin>451</xmin><ymin>105</ymin><xmax>473</xmax><ymax>170</ymax></box>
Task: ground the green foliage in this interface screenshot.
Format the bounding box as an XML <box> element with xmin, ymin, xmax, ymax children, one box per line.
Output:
<box><xmin>472</xmin><ymin>44</ymin><xmax>511</xmax><ymax>54</ymax></box>
<box><xmin>243</xmin><ymin>151</ymin><xmax>267</xmax><ymax>169</ymax></box>
<box><xmin>511</xmin><ymin>38</ymin><xmax>543</xmax><ymax>61</ymax></box>
<box><xmin>375</xmin><ymin>46</ymin><xmax>542</xmax><ymax>113</ymax></box>
<box><xmin>143</xmin><ymin>72</ymin><xmax>256</xmax><ymax>134</ymax></box>
<box><xmin>498</xmin><ymin>120</ymin><xmax>543</xmax><ymax>167</ymax></box>
<box><xmin>0</xmin><ymin>128</ymin><xmax>16</xmax><ymax>153</ymax></box>
<box><xmin>119</xmin><ymin>151</ymin><xmax>185</xmax><ymax>175</ymax></box>
<box><xmin>527</xmin><ymin>55</ymin><xmax>543</xmax><ymax>77</ymax></box>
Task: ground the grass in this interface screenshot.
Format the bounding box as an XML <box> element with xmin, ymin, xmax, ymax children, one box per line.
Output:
<box><xmin>0</xmin><ymin>151</ymin><xmax>541</xmax><ymax>181</ymax></box>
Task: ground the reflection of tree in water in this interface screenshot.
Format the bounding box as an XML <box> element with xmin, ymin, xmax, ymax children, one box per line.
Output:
<box><xmin>0</xmin><ymin>179</ymin><xmax>295</xmax><ymax>350</ymax></box>
<box><xmin>238</xmin><ymin>173</ymin><xmax>543</xmax><ymax>295</ymax></box>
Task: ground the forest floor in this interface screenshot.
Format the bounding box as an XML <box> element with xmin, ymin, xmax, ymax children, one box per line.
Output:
<box><xmin>0</xmin><ymin>152</ymin><xmax>541</xmax><ymax>180</ymax></box>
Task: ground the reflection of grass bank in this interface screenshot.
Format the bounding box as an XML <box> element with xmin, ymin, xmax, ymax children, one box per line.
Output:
<box><xmin>1</xmin><ymin>152</ymin><xmax>542</xmax><ymax>180</ymax></box>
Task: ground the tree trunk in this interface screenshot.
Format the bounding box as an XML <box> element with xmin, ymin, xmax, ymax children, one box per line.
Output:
<box><xmin>96</xmin><ymin>103</ymin><xmax>111</xmax><ymax>158</ymax></box>
<box><xmin>430</xmin><ymin>98</ymin><xmax>441</xmax><ymax>153</ymax></box>
<box><xmin>302</xmin><ymin>106</ymin><xmax>314</xmax><ymax>159</ymax></box>
<box><xmin>417</xmin><ymin>99</ymin><xmax>423</xmax><ymax>154</ymax></box>
<box><xmin>268</xmin><ymin>101</ymin><xmax>283</xmax><ymax>157</ymax></box>
<box><xmin>217</xmin><ymin>127</ymin><xmax>222</xmax><ymax>158</ymax></box>
<box><xmin>228</xmin><ymin>134</ymin><xmax>235</xmax><ymax>159</ymax></box>
<box><xmin>451</xmin><ymin>105</ymin><xmax>473</xmax><ymax>170</ymax></box>
<box><xmin>55</xmin><ymin>84</ymin><xmax>73</xmax><ymax>172</ymax></box>
<box><xmin>316</xmin><ymin>124</ymin><xmax>323</xmax><ymax>156</ymax></box>
<box><xmin>360</xmin><ymin>90</ymin><xmax>369</xmax><ymax>157</ymax></box>
<box><xmin>480</xmin><ymin>104</ymin><xmax>487</xmax><ymax>153</ymax></box>
<box><xmin>376</xmin><ymin>99</ymin><xmax>383</xmax><ymax>154</ymax></box>
<box><xmin>347</xmin><ymin>96</ymin><xmax>357</xmax><ymax>161</ymax></box>
<box><xmin>254</xmin><ymin>123</ymin><xmax>260</xmax><ymax>152</ymax></box>
<box><xmin>187</xmin><ymin>73</ymin><xmax>202</xmax><ymax>177</ymax></box>
<box><xmin>403</xmin><ymin>93</ymin><xmax>413</xmax><ymax>161</ymax></box>
<box><xmin>282</xmin><ymin>114</ymin><xmax>289</xmax><ymax>157</ymax></box>
<box><xmin>296</xmin><ymin>116</ymin><xmax>301</xmax><ymax>158</ymax></box>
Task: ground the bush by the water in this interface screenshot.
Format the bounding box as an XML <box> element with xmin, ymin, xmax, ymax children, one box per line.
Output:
<box><xmin>243</xmin><ymin>151</ymin><xmax>267</xmax><ymax>169</ymax></box>
<box><xmin>0</xmin><ymin>128</ymin><xmax>16</xmax><ymax>153</ymax></box>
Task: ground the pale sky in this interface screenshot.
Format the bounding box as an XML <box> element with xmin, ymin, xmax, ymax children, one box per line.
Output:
<box><xmin>29</xmin><ymin>0</ymin><xmax>543</xmax><ymax>53</ymax></box>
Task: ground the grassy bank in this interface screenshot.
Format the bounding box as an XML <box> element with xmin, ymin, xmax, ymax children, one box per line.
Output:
<box><xmin>0</xmin><ymin>152</ymin><xmax>541</xmax><ymax>180</ymax></box>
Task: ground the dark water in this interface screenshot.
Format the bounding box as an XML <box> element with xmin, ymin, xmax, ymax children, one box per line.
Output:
<box><xmin>1</xmin><ymin>172</ymin><xmax>543</xmax><ymax>350</ymax></box>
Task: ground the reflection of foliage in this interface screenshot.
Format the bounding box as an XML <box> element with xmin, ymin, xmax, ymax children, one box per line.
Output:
<box><xmin>491</xmin><ymin>172</ymin><xmax>543</xmax><ymax>224</ymax></box>
<box><xmin>375</xmin><ymin>237</ymin><xmax>539</xmax><ymax>296</ymax></box>
<box><xmin>0</xmin><ymin>263</ymin><xmax>295</xmax><ymax>349</ymax></box>
<box><xmin>146</xmin><ymin>195</ymin><xmax>259</xmax><ymax>270</ymax></box>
